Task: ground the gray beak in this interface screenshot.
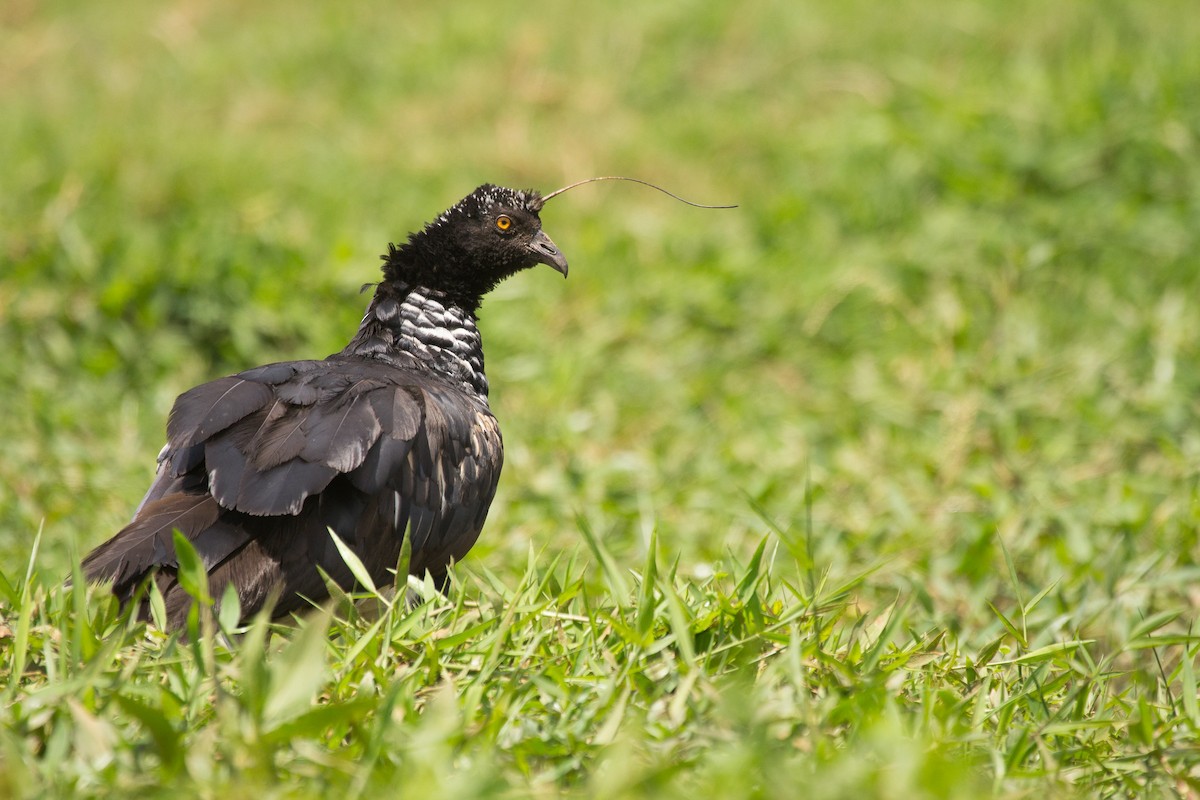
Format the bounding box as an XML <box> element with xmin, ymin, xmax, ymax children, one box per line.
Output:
<box><xmin>528</xmin><ymin>229</ymin><xmax>568</xmax><ymax>277</ymax></box>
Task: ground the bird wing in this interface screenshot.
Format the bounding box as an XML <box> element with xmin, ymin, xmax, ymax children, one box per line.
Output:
<box><xmin>84</xmin><ymin>356</ymin><xmax>503</xmax><ymax>619</ymax></box>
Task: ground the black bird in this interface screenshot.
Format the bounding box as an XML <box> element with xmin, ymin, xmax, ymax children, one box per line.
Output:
<box><xmin>83</xmin><ymin>184</ymin><xmax>568</xmax><ymax>629</ymax></box>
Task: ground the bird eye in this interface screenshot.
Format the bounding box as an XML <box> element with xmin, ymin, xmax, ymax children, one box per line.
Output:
<box><xmin>495</xmin><ymin>215</ymin><xmax>513</xmax><ymax>232</ymax></box>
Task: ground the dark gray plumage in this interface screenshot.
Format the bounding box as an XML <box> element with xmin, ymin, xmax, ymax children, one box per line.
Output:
<box><xmin>83</xmin><ymin>184</ymin><xmax>568</xmax><ymax>628</ymax></box>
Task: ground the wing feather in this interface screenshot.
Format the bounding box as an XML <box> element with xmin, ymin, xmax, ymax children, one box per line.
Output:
<box><xmin>299</xmin><ymin>389</ymin><xmax>382</xmax><ymax>472</ymax></box>
<box><xmin>167</xmin><ymin>377</ymin><xmax>274</xmax><ymax>447</ymax></box>
<box><xmin>82</xmin><ymin>493</ymin><xmax>222</xmax><ymax>596</ymax></box>
<box><xmin>349</xmin><ymin>433</ymin><xmax>417</xmax><ymax>494</ymax></box>
<box><xmin>234</xmin><ymin>458</ymin><xmax>338</xmax><ymax>516</ymax></box>
<box><xmin>249</xmin><ymin>401</ymin><xmax>311</xmax><ymax>469</ymax></box>
<box><xmin>367</xmin><ymin>386</ymin><xmax>423</xmax><ymax>441</ymax></box>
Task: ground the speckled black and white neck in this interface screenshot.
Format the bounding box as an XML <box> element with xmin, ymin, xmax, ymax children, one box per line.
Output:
<box><xmin>335</xmin><ymin>184</ymin><xmax>554</xmax><ymax>400</ymax></box>
<box><xmin>343</xmin><ymin>284</ymin><xmax>489</xmax><ymax>398</ymax></box>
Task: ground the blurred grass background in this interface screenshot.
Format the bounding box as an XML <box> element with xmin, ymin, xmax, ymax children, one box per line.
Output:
<box><xmin>5</xmin><ymin>0</ymin><xmax>1198</xmax><ymax>592</ymax></box>
<box><xmin>2</xmin><ymin>0</ymin><xmax>1200</xmax><ymax>793</ymax></box>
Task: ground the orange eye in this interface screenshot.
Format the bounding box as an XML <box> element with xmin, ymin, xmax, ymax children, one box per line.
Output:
<box><xmin>495</xmin><ymin>215</ymin><xmax>513</xmax><ymax>232</ymax></box>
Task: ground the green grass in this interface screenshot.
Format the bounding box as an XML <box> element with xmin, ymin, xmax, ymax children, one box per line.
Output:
<box><xmin>3</xmin><ymin>0</ymin><xmax>1200</xmax><ymax>796</ymax></box>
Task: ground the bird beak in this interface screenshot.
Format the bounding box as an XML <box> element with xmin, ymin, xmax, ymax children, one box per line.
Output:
<box><xmin>528</xmin><ymin>229</ymin><xmax>568</xmax><ymax>277</ymax></box>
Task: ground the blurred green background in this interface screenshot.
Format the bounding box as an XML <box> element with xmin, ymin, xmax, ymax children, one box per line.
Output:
<box><xmin>3</xmin><ymin>0</ymin><xmax>1199</xmax><ymax>633</ymax></box>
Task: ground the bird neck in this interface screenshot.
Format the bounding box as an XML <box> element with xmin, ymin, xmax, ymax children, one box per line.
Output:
<box><xmin>343</xmin><ymin>282</ymin><xmax>489</xmax><ymax>397</ymax></box>
<box><xmin>381</xmin><ymin>235</ymin><xmax>497</xmax><ymax>308</ymax></box>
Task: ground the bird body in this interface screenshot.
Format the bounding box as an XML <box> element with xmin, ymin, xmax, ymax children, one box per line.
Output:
<box><xmin>84</xmin><ymin>184</ymin><xmax>567</xmax><ymax>628</ymax></box>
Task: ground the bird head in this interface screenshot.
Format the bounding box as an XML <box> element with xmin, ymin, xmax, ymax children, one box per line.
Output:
<box><xmin>383</xmin><ymin>184</ymin><xmax>567</xmax><ymax>304</ymax></box>
<box><xmin>382</xmin><ymin>178</ymin><xmax>734</xmax><ymax>307</ymax></box>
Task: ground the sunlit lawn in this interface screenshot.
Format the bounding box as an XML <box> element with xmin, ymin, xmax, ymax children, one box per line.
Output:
<box><xmin>3</xmin><ymin>0</ymin><xmax>1200</xmax><ymax>796</ymax></box>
